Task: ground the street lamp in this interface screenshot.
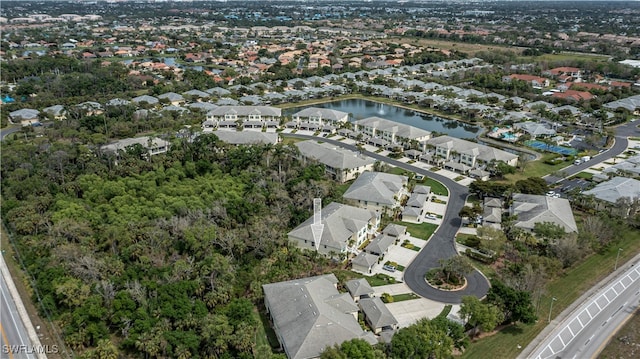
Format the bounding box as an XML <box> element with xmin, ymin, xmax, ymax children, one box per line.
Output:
<box><xmin>548</xmin><ymin>297</ymin><xmax>557</xmax><ymax>323</ymax></box>
<box><xmin>615</xmin><ymin>248</ymin><xmax>623</xmax><ymax>270</ymax></box>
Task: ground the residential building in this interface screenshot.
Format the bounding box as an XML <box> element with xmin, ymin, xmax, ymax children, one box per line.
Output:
<box><xmin>206</xmin><ymin>105</ymin><xmax>282</xmax><ymax>123</ymax></box>
<box><xmin>354</xmin><ymin>117</ymin><xmax>432</xmax><ymax>147</ymax></box>
<box><xmin>509</xmin><ymin>193</ymin><xmax>578</xmax><ymax>233</ymax></box>
<box><xmin>402</xmin><ymin>192</ymin><xmax>428</xmax><ymax>223</ymax></box>
<box><xmin>364</xmin><ymin>233</ymin><xmax>396</xmax><ymax>257</ymax></box>
<box><xmin>425</xmin><ymin>135</ymin><xmax>518</xmax><ymax>168</ymax></box>
<box><xmin>504</xmin><ymin>74</ymin><xmax>550</xmax><ymax>88</ymax></box>
<box><xmin>358</xmin><ymin>297</ymin><xmax>398</xmax><ymax>334</ymax></box>
<box><xmin>582</xmin><ymin>177</ymin><xmax>640</xmax><ymax>217</ymax></box>
<box><xmin>295</xmin><ymin>140</ymin><xmax>375</xmax><ymax>183</ymax></box>
<box><xmin>101</xmin><ymin>136</ymin><xmax>171</xmax><ymax>157</ymax></box>
<box><xmin>292</xmin><ymin>107</ymin><xmax>349</xmax><ymax>126</ymax></box>
<box><xmin>351</xmin><ymin>252</ymin><xmax>379</xmax><ymax>275</ymax></box>
<box><xmin>342</xmin><ymin>171</ymin><xmax>408</xmax><ymax>212</ymax></box>
<box><xmin>212</xmin><ymin>131</ymin><xmax>279</xmax><ymax>145</ymax></box>
<box><xmin>263</xmin><ymin>274</ymin><xmax>377</xmax><ymax>359</ymax></box>
<box><xmin>42</xmin><ymin>105</ymin><xmax>66</xmax><ymax>120</ymax></box>
<box><xmin>288</xmin><ymin>202</ymin><xmax>379</xmax><ymax>256</ymax></box>
<box><xmin>8</xmin><ymin>108</ymin><xmax>40</xmax><ymax>126</ymax></box>
<box><xmin>345</xmin><ymin>278</ymin><xmax>375</xmax><ymax>303</ymax></box>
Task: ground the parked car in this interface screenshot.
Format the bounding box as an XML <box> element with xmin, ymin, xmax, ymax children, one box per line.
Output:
<box><xmin>425</xmin><ymin>213</ymin><xmax>437</xmax><ymax>220</ymax></box>
<box><xmin>382</xmin><ymin>264</ymin><xmax>396</xmax><ymax>272</ymax></box>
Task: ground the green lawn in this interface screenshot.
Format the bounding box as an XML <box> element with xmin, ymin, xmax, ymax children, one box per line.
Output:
<box><xmin>571</xmin><ymin>172</ymin><xmax>594</xmax><ymax>180</ymax></box>
<box><xmin>392</xmin><ymin>293</ymin><xmax>420</xmax><ymax>302</ymax></box>
<box><xmin>366</xmin><ymin>273</ymin><xmax>398</xmax><ymax>286</ymax></box>
<box><xmin>504</xmin><ymin>154</ymin><xmax>573</xmax><ymax>183</ymax></box>
<box><xmin>531</xmin><ymin>52</ymin><xmax>611</xmax><ymax>63</ymax></box>
<box><xmin>281</xmin><ymin>137</ymin><xmax>304</xmax><ymax>145</ymax></box>
<box><xmin>394</xmin><ymin>221</ymin><xmax>438</xmax><ymax>241</ymax></box>
<box><xmin>422</xmin><ymin>178</ymin><xmax>449</xmax><ymax>196</ymax></box>
<box><xmin>461</xmin><ymin>228</ymin><xmax>640</xmax><ymax>359</ymax></box>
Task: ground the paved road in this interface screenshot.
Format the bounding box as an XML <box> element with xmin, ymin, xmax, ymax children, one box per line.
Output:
<box><xmin>283</xmin><ymin>133</ymin><xmax>490</xmax><ymax>303</ymax></box>
<box><xmin>0</xmin><ymin>126</ymin><xmax>21</xmax><ymax>141</ymax></box>
<box><xmin>1</xmin><ymin>260</ymin><xmax>36</xmax><ymax>359</ymax></box>
<box><xmin>544</xmin><ymin>121</ymin><xmax>639</xmax><ymax>184</ymax></box>
<box><xmin>525</xmin><ymin>257</ymin><xmax>640</xmax><ymax>359</ymax></box>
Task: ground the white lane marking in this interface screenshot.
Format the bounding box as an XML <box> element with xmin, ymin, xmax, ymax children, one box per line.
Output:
<box><xmin>0</xmin><ymin>280</ymin><xmax>28</xmax><ymax>349</ymax></box>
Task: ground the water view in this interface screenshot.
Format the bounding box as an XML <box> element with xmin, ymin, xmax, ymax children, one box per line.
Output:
<box><xmin>286</xmin><ymin>99</ymin><xmax>481</xmax><ymax>139</ymax></box>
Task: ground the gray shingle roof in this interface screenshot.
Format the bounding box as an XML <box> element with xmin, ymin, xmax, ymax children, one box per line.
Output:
<box><xmin>352</xmin><ymin>252</ymin><xmax>379</xmax><ymax>268</ymax></box>
<box><xmin>288</xmin><ymin>202</ymin><xmax>376</xmax><ymax>250</ymax></box>
<box><xmin>359</xmin><ymin>297</ymin><xmax>398</xmax><ymax>329</ymax></box>
<box><xmin>355</xmin><ymin>117</ymin><xmax>432</xmax><ymax>141</ymax></box>
<box><xmin>296</xmin><ymin>140</ymin><xmax>375</xmax><ymax>171</ymax></box>
<box><xmin>263</xmin><ymin>274</ymin><xmax>377</xmax><ymax>359</ymax></box>
<box><xmin>292</xmin><ymin>107</ymin><xmax>349</xmax><ymax>123</ymax></box>
<box><xmin>582</xmin><ymin>177</ymin><xmax>640</xmax><ymax>204</ymax></box>
<box><xmin>426</xmin><ymin>135</ymin><xmax>518</xmax><ymax>164</ymax></box>
<box><xmin>382</xmin><ymin>224</ymin><xmax>406</xmax><ymax>237</ymax></box>
<box><xmin>510</xmin><ymin>193</ymin><xmax>577</xmax><ymax>233</ymax></box>
<box><xmin>345</xmin><ymin>278</ymin><xmax>374</xmax><ymax>298</ymax></box>
<box><xmin>9</xmin><ymin>108</ymin><xmax>40</xmax><ymax>120</ymax></box>
<box><xmin>132</xmin><ymin>95</ymin><xmax>159</xmax><ymax>104</ymax></box>
<box><xmin>213</xmin><ymin>131</ymin><xmax>278</xmax><ymax>145</ymax></box>
<box><xmin>207</xmin><ymin>105</ymin><xmax>281</xmax><ymax>117</ymax></box>
<box><xmin>365</xmin><ymin>234</ymin><xmax>396</xmax><ymax>255</ymax></box>
<box><xmin>343</xmin><ymin>172</ymin><xmax>407</xmax><ymax>206</ymax></box>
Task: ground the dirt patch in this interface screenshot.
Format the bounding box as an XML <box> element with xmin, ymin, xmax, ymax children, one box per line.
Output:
<box><xmin>1</xmin><ymin>227</ymin><xmax>65</xmax><ymax>359</ymax></box>
<box><xmin>598</xmin><ymin>310</ymin><xmax>640</xmax><ymax>359</ymax></box>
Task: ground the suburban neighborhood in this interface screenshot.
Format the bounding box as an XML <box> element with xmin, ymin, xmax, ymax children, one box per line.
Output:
<box><xmin>1</xmin><ymin>1</ymin><xmax>640</xmax><ymax>359</ymax></box>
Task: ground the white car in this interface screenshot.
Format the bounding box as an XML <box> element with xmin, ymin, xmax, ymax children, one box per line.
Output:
<box><xmin>425</xmin><ymin>213</ymin><xmax>437</xmax><ymax>220</ymax></box>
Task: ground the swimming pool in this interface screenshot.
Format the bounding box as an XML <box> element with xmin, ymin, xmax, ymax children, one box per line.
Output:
<box><xmin>525</xmin><ymin>140</ymin><xmax>577</xmax><ymax>156</ymax></box>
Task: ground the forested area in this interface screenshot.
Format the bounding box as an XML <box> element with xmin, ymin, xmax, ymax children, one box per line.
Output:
<box><xmin>1</xmin><ymin>134</ymin><xmax>345</xmax><ymax>358</ymax></box>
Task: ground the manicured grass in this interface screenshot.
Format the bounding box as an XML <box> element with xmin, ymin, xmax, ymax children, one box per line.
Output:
<box><xmin>532</xmin><ymin>52</ymin><xmax>611</xmax><ymax>63</ymax></box>
<box><xmin>456</xmin><ymin>233</ymin><xmax>479</xmax><ymax>246</ymax></box>
<box><xmin>460</xmin><ymin>228</ymin><xmax>640</xmax><ymax>359</ymax></box>
<box><xmin>423</xmin><ymin>178</ymin><xmax>449</xmax><ymax>196</ymax></box>
<box><xmin>396</xmin><ymin>264</ymin><xmax>406</xmax><ymax>271</ymax></box>
<box><xmin>571</xmin><ymin>172</ymin><xmax>594</xmax><ymax>180</ymax></box>
<box><xmin>386</xmin><ymin>166</ymin><xmax>411</xmax><ymax>176</ymax></box>
<box><xmin>366</xmin><ymin>273</ymin><xmax>398</xmax><ymax>287</ymax></box>
<box><xmin>504</xmin><ymin>154</ymin><xmax>573</xmax><ymax>183</ymax></box>
<box><xmin>281</xmin><ymin>137</ymin><xmax>303</xmax><ymax>145</ymax></box>
<box><xmin>394</xmin><ymin>221</ymin><xmax>438</xmax><ymax>241</ymax></box>
<box><xmin>392</xmin><ymin>293</ymin><xmax>420</xmax><ymax>302</ymax></box>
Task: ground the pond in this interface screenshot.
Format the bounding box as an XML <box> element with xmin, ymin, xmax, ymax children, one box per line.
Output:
<box><xmin>285</xmin><ymin>98</ymin><xmax>481</xmax><ymax>139</ymax></box>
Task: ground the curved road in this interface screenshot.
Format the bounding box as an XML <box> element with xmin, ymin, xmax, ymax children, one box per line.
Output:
<box><xmin>544</xmin><ymin>121</ymin><xmax>639</xmax><ymax>184</ymax></box>
<box><xmin>283</xmin><ymin>133</ymin><xmax>490</xmax><ymax>303</ymax></box>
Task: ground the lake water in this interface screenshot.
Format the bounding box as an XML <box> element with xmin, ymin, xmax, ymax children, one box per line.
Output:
<box><xmin>286</xmin><ymin>99</ymin><xmax>481</xmax><ymax>139</ymax></box>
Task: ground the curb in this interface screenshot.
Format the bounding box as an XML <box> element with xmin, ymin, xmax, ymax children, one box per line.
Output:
<box><xmin>0</xmin><ymin>253</ymin><xmax>46</xmax><ymax>359</ymax></box>
<box><xmin>518</xmin><ymin>251</ymin><xmax>640</xmax><ymax>359</ymax></box>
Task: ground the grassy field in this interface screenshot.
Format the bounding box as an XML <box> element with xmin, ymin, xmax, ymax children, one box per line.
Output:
<box><xmin>394</xmin><ymin>221</ymin><xmax>438</xmax><ymax>241</ymax></box>
<box><xmin>531</xmin><ymin>52</ymin><xmax>612</xmax><ymax>63</ymax></box>
<box><xmin>386</xmin><ymin>36</ymin><xmax>527</xmax><ymax>56</ymax></box>
<box><xmin>504</xmin><ymin>154</ymin><xmax>573</xmax><ymax>183</ymax></box>
<box><xmin>281</xmin><ymin>137</ymin><xmax>304</xmax><ymax>145</ymax></box>
<box><xmin>598</xmin><ymin>310</ymin><xmax>640</xmax><ymax>359</ymax></box>
<box><xmin>460</xmin><ymin>228</ymin><xmax>640</xmax><ymax>359</ymax></box>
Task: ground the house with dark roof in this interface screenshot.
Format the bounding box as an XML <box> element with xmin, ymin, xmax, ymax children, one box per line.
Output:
<box><xmin>510</xmin><ymin>194</ymin><xmax>577</xmax><ymax>233</ymax></box>
<box><xmin>263</xmin><ymin>274</ymin><xmax>377</xmax><ymax>359</ymax></box>
<box><xmin>358</xmin><ymin>297</ymin><xmax>398</xmax><ymax>334</ymax></box>
<box><xmin>288</xmin><ymin>202</ymin><xmax>379</xmax><ymax>256</ymax></box>
<box><xmin>295</xmin><ymin>140</ymin><xmax>375</xmax><ymax>183</ymax></box>
<box><xmin>342</xmin><ymin>171</ymin><xmax>408</xmax><ymax>212</ymax></box>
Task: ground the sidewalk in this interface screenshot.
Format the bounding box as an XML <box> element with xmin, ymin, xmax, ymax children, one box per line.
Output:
<box><xmin>519</xmin><ymin>251</ymin><xmax>640</xmax><ymax>359</ymax></box>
